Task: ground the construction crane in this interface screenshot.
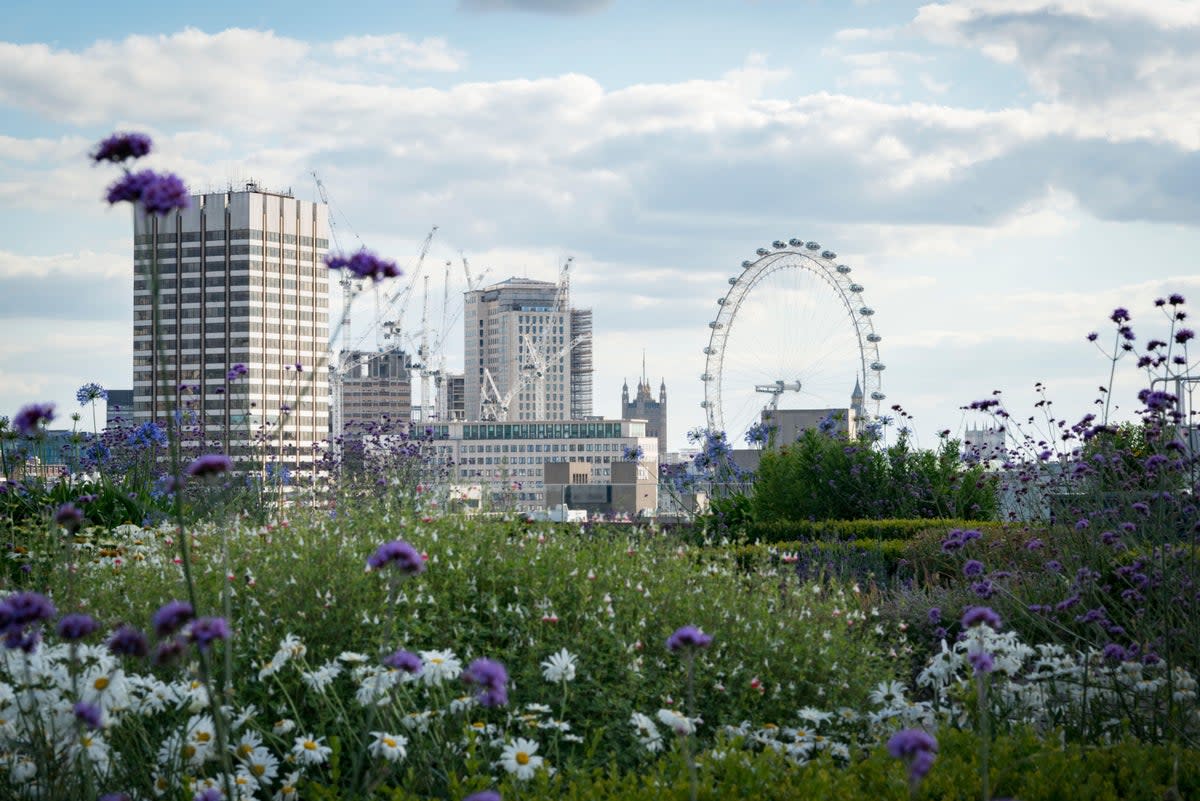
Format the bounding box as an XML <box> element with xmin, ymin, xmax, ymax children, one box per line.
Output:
<box><xmin>377</xmin><ymin>225</ymin><xmax>437</xmax><ymax>353</ymax></box>
<box><xmin>312</xmin><ymin>171</ymin><xmax>366</xmax><ymax>443</ymax></box>
<box><xmin>478</xmin><ymin>333</ymin><xmax>589</xmax><ymax>421</ymax></box>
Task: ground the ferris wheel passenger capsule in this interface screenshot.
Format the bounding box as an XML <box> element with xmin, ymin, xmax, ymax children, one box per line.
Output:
<box><xmin>772</xmin><ymin>240</ymin><xmax>787</xmax><ymax>250</ymax></box>
<box><xmin>859</xmin><ymin>307</ymin><xmax>874</xmax><ymax>316</ymax></box>
<box><xmin>741</xmin><ymin>260</ymin><xmax>752</xmax><ymax>269</ymax></box>
<box><xmin>728</xmin><ymin>277</ymin><xmax>738</xmax><ymax>285</ymax></box>
<box><xmin>821</xmin><ymin>250</ymin><xmax>837</xmax><ymax>259</ymax></box>
<box><xmin>717</xmin><ymin>298</ymin><xmax>726</xmax><ymax>305</ymax></box>
<box><xmin>867</xmin><ymin>333</ymin><xmax>882</xmax><ymax>342</ymax></box>
<box><xmin>788</xmin><ymin>238</ymin><xmax>803</xmax><ymax>247</ymax></box>
<box><xmin>849</xmin><ymin>283</ymin><xmax>863</xmax><ymax>293</ymax></box>
<box><xmin>805</xmin><ymin>241</ymin><xmax>821</xmax><ymax>250</ymax></box>
<box><xmin>756</xmin><ymin>248</ymin><xmax>769</xmax><ymax>256</ymax></box>
<box><xmin>836</xmin><ymin>264</ymin><xmax>851</xmax><ymax>273</ymax></box>
<box><xmin>871</xmin><ymin>362</ymin><xmax>886</xmax><ymax>371</ymax></box>
<box><xmin>700</xmin><ymin>373</ymin><xmax>713</xmax><ymax>381</ymax></box>
<box><xmin>871</xmin><ymin>392</ymin><xmax>886</xmax><ymax>401</ymax></box>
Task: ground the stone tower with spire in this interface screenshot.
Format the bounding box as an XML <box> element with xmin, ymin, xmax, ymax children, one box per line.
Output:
<box><xmin>851</xmin><ymin>378</ymin><xmax>864</xmax><ymax>423</ymax></box>
<box><xmin>621</xmin><ymin>352</ymin><xmax>668</xmax><ymax>459</ymax></box>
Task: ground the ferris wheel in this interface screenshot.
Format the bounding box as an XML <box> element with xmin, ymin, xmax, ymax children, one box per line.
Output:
<box><xmin>701</xmin><ymin>239</ymin><xmax>885</xmax><ymax>442</ymax></box>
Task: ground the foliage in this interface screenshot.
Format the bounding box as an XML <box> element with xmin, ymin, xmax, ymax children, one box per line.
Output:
<box><xmin>751</xmin><ymin>430</ymin><xmax>998</xmax><ymax>523</ymax></box>
<box><xmin>740</xmin><ymin>517</ymin><xmax>1007</xmax><ymax>545</ymax></box>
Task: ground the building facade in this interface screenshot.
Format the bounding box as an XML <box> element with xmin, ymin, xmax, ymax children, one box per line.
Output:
<box><xmin>104</xmin><ymin>389</ymin><xmax>134</xmax><ymax>430</ymax></box>
<box><xmin>463</xmin><ymin>277</ymin><xmax>593</xmax><ymax>421</ymax></box>
<box><xmin>415</xmin><ymin>418</ymin><xmax>657</xmax><ymax>509</ymax></box>
<box><xmin>340</xmin><ymin>349</ymin><xmax>413</xmax><ymax>432</ymax></box>
<box><xmin>621</xmin><ymin>369</ymin><xmax>667</xmax><ymax>457</ymax></box>
<box><xmin>132</xmin><ymin>185</ymin><xmax>329</xmax><ymax>467</ymax></box>
<box><xmin>436</xmin><ymin>372</ymin><xmax>466</xmax><ymax>421</ymax></box>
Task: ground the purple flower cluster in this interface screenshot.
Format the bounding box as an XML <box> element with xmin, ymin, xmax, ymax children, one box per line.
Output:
<box><xmin>961</xmin><ymin>606</ymin><xmax>1002</xmax><ymax>630</ymax></box>
<box><xmin>91</xmin><ymin>132</ymin><xmax>152</xmax><ymax>163</ymax></box>
<box><xmin>383</xmin><ymin>649</ymin><xmax>423</xmax><ymax>674</ymax></box>
<box><xmin>463</xmin><ymin>793</ymin><xmax>501</xmax><ymax>801</ymax></box>
<box><xmin>55</xmin><ymin>502</ymin><xmax>85</xmax><ymax>534</ymax></box>
<box><xmin>666</xmin><ymin>625</ymin><xmax>713</xmax><ymax>653</ymax></box>
<box><xmin>106</xmin><ymin>170</ymin><xmax>191</xmax><ymax>215</ymax></box>
<box><xmin>968</xmin><ymin>649</ymin><xmax>995</xmax><ymax>675</ymax></box>
<box><xmin>226</xmin><ymin>363</ymin><xmax>249</xmax><ymax>382</ymax></box>
<box><xmin>887</xmin><ymin>728</ymin><xmax>938</xmax><ymax>784</ymax></box>
<box><xmin>463</xmin><ymin>657</ymin><xmax>509</xmax><ymax>707</ymax></box>
<box><xmin>76</xmin><ymin>382</ymin><xmax>108</xmax><ymax>405</ymax></box>
<box><xmin>108</xmin><ymin>625</ymin><xmax>149</xmax><ymax>658</ymax></box>
<box><xmin>73</xmin><ymin>700</ymin><xmax>104</xmax><ymax>730</ymax></box>
<box><xmin>152</xmin><ymin>600</ymin><xmax>194</xmax><ymax>638</ymax></box>
<box><xmin>188</xmin><ymin>617</ymin><xmax>230</xmax><ymax>651</ymax></box>
<box><xmin>367</xmin><ymin>540</ymin><xmax>425</xmax><ymax>575</ymax></box>
<box><xmin>0</xmin><ymin>592</ymin><xmax>56</xmax><ymax>652</ymax></box>
<box><xmin>56</xmin><ymin>613</ymin><xmax>99</xmax><ymax>642</ymax></box>
<box><xmin>325</xmin><ymin>249</ymin><xmax>402</xmax><ymax>283</ymax></box>
<box><xmin>185</xmin><ymin>454</ymin><xmax>233</xmax><ymax>478</ymax></box>
<box><xmin>12</xmin><ymin>402</ymin><xmax>55</xmax><ymax>436</ymax></box>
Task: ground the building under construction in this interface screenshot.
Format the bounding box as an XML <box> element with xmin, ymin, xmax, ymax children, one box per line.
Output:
<box><xmin>464</xmin><ymin>271</ymin><xmax>593</xmax><ymax>422</ymax></box>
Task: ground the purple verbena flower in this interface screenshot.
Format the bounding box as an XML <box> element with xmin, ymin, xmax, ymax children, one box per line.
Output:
<box><xmin>55</xmin><ymin>502</ymin><xmax>85</xmax><ymax>534</ymax></box>
<box><xmin>384</xmin><ymin>649</ymin><xmax>423</xmax><ymax>674</ymax></box>
<box><xmin>927</xmin><ymin>607</ymin><xmax>941</xmax><ymax>625</ymax></box>
<box><xmin>140</xmin><ymin>173</ymin><xmax>191</xmax><ymax>215</ymax></box>
<box><xmin>151</xmin><ymin>600</ymin><xmax>194</xmax><ymax>638</ymax></box>
<box><xmin>968</xmin><ymin>650</ymin><xmax>995</xmax><ymax>675</ymax></box>
<box><xmin>963</xmin><ymin>559</ymin><xmax>985</xmax><ymax>577</ymax></box>
<box><xmin>1110</xmin><ymin>307</ymin><xmax>1131</xmax><ymax>323</ymax></box>
<box><xmin>185</xmin><ymin>454</ymin><xmax>233</xmax><ymax>478</ymax></box>
<box><xmin>463</xmin><ymin>793</ymin><xmax>502</xmax><ymax>801</ymax></box>
<box><xmin>56</xmin><ymin>613</ymin><xmax>99</xmax><ymax>642</ymax></box>
<box><xmin>887</xmin><ymin>728</ymin><xmax>938</xmax><ymax>784</ymax></box>
<box><xmin>108</xmin><ymin>625</ymin><xmax>149</xmax><ymax>658</ymax></box>
<box><xmin>325</xmin><ymin>248</ymin><xmax>402</xmax><ymax>283</ymax></box>
<box><xmin>960</xmin><ymin>606</ymin><xmax>1002</xmax><ymax>630</ymax></box>
<box><xmin>194</xmin><ymin>789</ymin><xmax>223</xmax><ymax>801</ymax></box>
<box><xmin>12</xmin><ymin>403</ymin><xmax>55</xmax><ymax>436</ymax></box>
<box><xmin>666</xmin><ymin>625</ymin><xmax>713</xmax><ymax>653</ymax></box>
<box><xmin>463</xmin><ymin>657</ymin><xmax>509</xmax><ymax>708</ymax></box>
<box><xmin>73</xmin><ymin>700</ymin><xmax>104</xmax><ymax>730</ymax></box>
<box><xmin>91</xmin><ymin>132</ymin><xmax>152</xmax><ymax>163</ymax></box>
<box><xmin>367</xmin><ymin>540</ymin><xmax>425</xmax><ymax>575</ymax></box>
<box><xmin>152</xmin><ymin>638</ymin><xmax>187</xmax><ymax>667</ymax></box>
<box><xmin>188</xmin><ymin>617</ymin><xmax>230</xmax><ymax>651</ymax></box>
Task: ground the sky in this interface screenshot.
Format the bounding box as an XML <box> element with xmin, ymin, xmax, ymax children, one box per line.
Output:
<box><xmin>3</xmin><ymin>0</ymin><xmax>1200</xmax><ymax>451</ymax></box>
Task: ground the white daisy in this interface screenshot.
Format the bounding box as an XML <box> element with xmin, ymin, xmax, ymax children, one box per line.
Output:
<box><xmin>419</xmin><ymin>650</ymin><xmax>462</xmax><ymax>686</ymax></box>
<box><xmin>498</xmin><ymin>737</ymin><xmax>544</xmax><ymax>780</ymax></box>
<box><xmin>243</xmin><ymin>746</ymin><xmax>280</xmax><ymax>786</ymax></box>
<box><xmin>629</xmin><ymin>712</ymin><xmax>663</xmax><ymax>752</ymax></box>
<box><xmin>656</xmin><ymin>708</ymin><xmax>697</xmax><ymax>736</ymax></box>
<box><xmin>368</xmin><ymin>731</ymin><xmax>409</xmax><ymax>762</ymax></box>
<box><xmin>292</xmin><ymin>734</ymin><xmax>332</xmax><ymax>766</ymax></box>
<box><xmin>540</xmin><ymin>649</ymin><xmax>578</xmax><ymax>684</ymax></box>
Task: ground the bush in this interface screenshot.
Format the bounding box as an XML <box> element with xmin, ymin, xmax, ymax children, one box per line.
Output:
<box><xmin>751</xmin><ymin>430</ymin><xmax>999</xmax><ymax>523</ymax></box>
<box><xmin>741</xmin><ymin>518</ymin><xmax>1007</xmax><ymax>545</ymax></box>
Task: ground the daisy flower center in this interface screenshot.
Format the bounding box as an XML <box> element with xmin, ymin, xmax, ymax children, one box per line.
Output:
<box><xmin>94</xmin><ymin>677</ymin><xmax>110</xmax><ymax>691</ymax></box>
<box><xmin>516</xmin><ymin>752</ymin><xmax>530</xmax><ymax>766</ymax></box>
<box><xmin>304</xmin><ymin>740</ymin><xmax>318</xmax><ymax>750</ymax></box>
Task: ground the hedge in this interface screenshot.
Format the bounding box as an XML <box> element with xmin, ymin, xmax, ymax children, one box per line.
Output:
<box><xmin>741</xmin><ymin>518</ymin><xmax>1010</xmax><ymax>545</ymax></box>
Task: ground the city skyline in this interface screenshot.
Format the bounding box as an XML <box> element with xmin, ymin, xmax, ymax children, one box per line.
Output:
<box><xmin>4</xmin><ymin>1</ymin><xmax>1200</xmax><ymax>451</ymax></box>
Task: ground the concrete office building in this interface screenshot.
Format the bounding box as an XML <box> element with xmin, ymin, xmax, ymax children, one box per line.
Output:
<box><xmin>413</xmin><ymin>418</ymin><xmax>657</xmax><ymax>510</ymax></box>
<box><xmin>437</xmin><ymin>372</ymin><xmax>466</xmax><ymax>421</ymax></box>
<box><xmin>104</xmin><ymin>389</ymin><xmax>134</xmax><ymax>430</ymax></box>
<box><xmin>464</xmin><ymin>277</ymin><xmax>592</xmax><ymax>421</ymax></box>
<box><xmin>132</xmin><ymin>184</ymin><xmax>329</xmax><ymax>467</ymax></box>
<box><xmin>340</xmin><ymin>349</ymin><xmax>413</xmax><ymax>432</ymax></box>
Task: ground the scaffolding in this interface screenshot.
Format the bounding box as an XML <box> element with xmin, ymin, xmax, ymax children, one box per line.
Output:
<box><xmin>570</xmin><ymin>308</ymin><xmax>594</xmax><ymax>419</ymax></box>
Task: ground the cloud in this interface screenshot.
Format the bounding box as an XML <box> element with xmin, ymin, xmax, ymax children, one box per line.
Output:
<box><xmin>329</xmin><ymin>34</ymin><xmax>466</xmax><ymax>72</ymax></box>
<box><xmin>457</xmin><ymin>0</ymin><xmax>613</xmax><ymax>13</ymax></box>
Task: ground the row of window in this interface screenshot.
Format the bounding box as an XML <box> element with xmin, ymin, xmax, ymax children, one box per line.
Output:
<box><xmin>135</xmin><ymin>231</ymin><xmax>330</xmax><ymax>248</ymax></box>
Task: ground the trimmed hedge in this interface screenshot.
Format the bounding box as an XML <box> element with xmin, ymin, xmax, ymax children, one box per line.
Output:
<box><xmin>741</xmin><ymin>518</ymin><xmax>1009</xmax><ymax>545</ymax></box>
<box><xmin>350</xmin><ymin>728</ymin><xmax>1200</xmax><ymax>800</ymax></box>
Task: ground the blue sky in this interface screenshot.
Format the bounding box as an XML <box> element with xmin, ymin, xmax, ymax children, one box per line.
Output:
<box><xmin>4</xmin><ymin>0</ymin><xmax>1200</xmax><ymax>450</ymax></box>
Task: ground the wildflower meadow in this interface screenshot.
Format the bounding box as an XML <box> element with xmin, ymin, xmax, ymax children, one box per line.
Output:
<box><xmin>1</xmin><ymin>134</ymin><xmax>1200</xmax><ymax>801</ymax></box>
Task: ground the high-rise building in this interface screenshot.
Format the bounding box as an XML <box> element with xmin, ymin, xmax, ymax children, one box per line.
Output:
<box><xmin>464</xmin><ymin>277</ymin><xmax>592</xmax><ymax>421</ymax></box>
<box><xmin>339</xmin><ymin>349</ymin><xmax>413</xmax><ymax>432</ymax></box>
<box><xmin>104</xmin><ymin>389</ymin><xmax>134</xmax><ymax>430</ymax></box>
<box><xmin>621</xmin><ymin>360</ymin><xmax>667</xmax><ymax>457</ymax></box>
<box><xmin>132</xmin><ymin>184</ymin><xmax>330</xmax><ymax>468</ymax></box>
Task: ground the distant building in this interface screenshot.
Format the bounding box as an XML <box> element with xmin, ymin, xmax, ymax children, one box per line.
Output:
<box><xmin>105</xmin><ymin>389</ymin><xmax>134</xmax><ymax>430</ymax></box>
<box><xmin>544</xmin><ymin>459</ymin><xmax>658</xmax><ymax>518</ymax></box>
<box><xmin>437</xmin><ymin>372</ymin><xmax>466</xmax><ymax>421</ymax></box>
<box><xmin>963</xmin><ymin>426</ymin><xmax>1007</xmax><ymax>465</ymax></box>
<box><xmin>131</xmin><ymin>185</ymin><xmax>330</xmax><ymax>468</ymax></box>
<box><xmin>416</xmin><ymin>417</ymin><xmax>657</xmax><ymax>510</ymax></box>
<box><xmin>339</xmin><ymin>349</ymin><xmax>413</xmax><ymax>432</ymax></box>
<box><xmin>763</xmin><ymin>407</ymin><xmax>858</xmax><ymax>444</ymax></box>
<box><xmin>621</xmin><ymin>359</ymin><xmax>667</xmax><ymax>457</ymax></box>
<box><xmin>463</xmin><ymin>277</ymin><xmax>592</xmax><ymax>421</ymax></box>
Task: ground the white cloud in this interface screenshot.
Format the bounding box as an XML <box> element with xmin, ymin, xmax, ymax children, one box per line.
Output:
<box><xmin>329</xmin><ymin>34</ymin><xmax>466</xmax><ymax>72</ymax></box>
<box><xmin>0</xmin><ymin>249</ymin><xmax>128</xmax><ymax>280</ymax></box>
